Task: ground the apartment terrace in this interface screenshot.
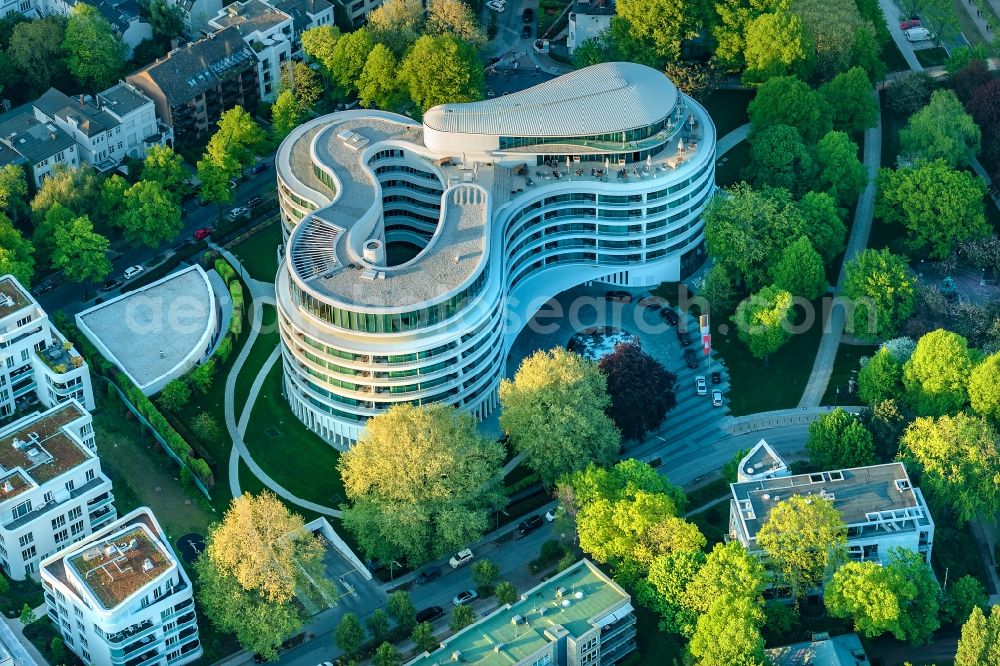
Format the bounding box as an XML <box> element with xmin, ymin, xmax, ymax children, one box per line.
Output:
<box><xmin>67</xmin><ymin>525</ymin><xmax>172</xmax><ymax>610</ymax></box>
<box><xmin>0</xmin><ymin>277</ymin><xmax>30</xmax><ymax>318</ymax></box>
<box><xmin>0</xmin><ymin>469</ymin><xmax>29</xmax><ymax>501</ymax></box>
<box><xmin>0</xmin><ymin>403</ymin><xmax>88</xmax><ymax>485</ymax></box>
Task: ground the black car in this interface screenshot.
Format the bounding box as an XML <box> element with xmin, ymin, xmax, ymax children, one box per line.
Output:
<box><xmin>416</xmin><ymin>569</ymin><xmax>442</xmax><ymax>585</ymax></box>
<box><xmin>684</xmin><ymin>348</ymin><xmax>699</xmax><ymax>369</ymax></box>
<box><xmin>516</xmin><ymin>515</ymin><xmax>544</xmax><ymax>537</ymax></box>
<box><xmin>521</xmin><ymin>25</ymin><xmax>531</xmax><ymax>38</ymax></box>
<box><xmin>711</xmin><ymin>371</ymin><xmax>721</xmax><ymax>384</ymax></box>
<box><xmin>416</xmin><ymin>606</ymin><xmax>445</xmax><ymax>623</ymax></box>
<box><xmin>247</xmin><ymin>194</ymin><xmax>265</xmax><ymax>208</ymax></box>
<box><xmin>661</xmin><ymin>308</ymin><xmax>679</xmax><ymax>325</ymax></box>
<box><xmin>677</xmin><ymin>330</ymin><xmax>692</xmax><ymax>346</ymax></box>
<box><xmin>32</xmin><ymin>282</ymin><xmax>55</xmax><ymax>296</ymax></box>
<box><xmin>250</xmin><ymin>162</ymin><xmax>270</xmax><ymax>175</ymax></box>
<box><xmin>102</xmin><ymin>278</ymin><xmax>123</xmax><ymax>291</ymax></box>
<box><xmin>522</xmin><ymin>7</ymin><xmax>534</xmax><ymax>22</ymax></box>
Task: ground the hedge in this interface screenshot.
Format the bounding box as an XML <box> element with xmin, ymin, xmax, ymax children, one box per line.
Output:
<box><xmin>229</xmin><ymin>280</ymin><xmax>244</xmax><ymax>309</ymax></box>
<box><xmin>215</xmin><ymin>258</ymin><xmax>236</xmax><ymax>284</ymax></box>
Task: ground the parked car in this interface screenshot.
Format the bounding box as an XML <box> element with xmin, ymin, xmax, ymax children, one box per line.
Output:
<box><xmin>521</xmin><ymin>25</ymin><xmax>532</xmax><ymax>38</ymax></box>
<box><xmin>522</xmin><ymin>7</ymin><xmax>533</xmax><ymax>22</ymax></box>
<box><xmin>172</xmin><ymin>239</ymin><xmax>192</xmax><ymax>250</ymax></box>
<box><xmin>32</xmin><ymin>282</ymin><xmax>55</xmax><ymax>296</ymax></box>
<box><xmin>904</xmin><ymin>26</ymin><xmax>934</xmax><ymax>42</ymax></box>
<box><xmin>227</xmin><ymin>206</ymin><xmax>250</xmax><ymax>220</ymax></box>
<box><xmin>901</xmin><ymin>17</ymin><xmax>920</xmax><ymax>29</ymax></box>
<box><xmin>453</xmin><ymin>589</ymin><xmax>478</xmax><ymax>606</ymax></box>
<box><xmin>102</xmin><ymin>278</ymin><xmax>123</xmax><ymax>291</ymax></box>
<box><xmin>661</xmin><ymin>308</ymin><xmax>679</xmax><ymax>325</ymax></box>
<box><xmin>416</xmin><ymin>606</ymin><xmax>445</xmax><ymax>623</ymax></box>
<box><xmin>545</xmin><ymin>508</ymin><xmax>559</xmax><ymax>522</ymax></box>
<box><xmin>677</xmin><ymin>329</ymin><xmax>692</xmax><ymax>346</ymax></box>
<box><xmin>247</xmin><ymin>195</ymin><xmax>265</xmax><ymax>209</ymax></box>
<box><xmin>638</xmin><ymin>296</ymin><xmax>664</xmax><ymax>310</ymax></box>
<box><xmin>684</xmin><ymin>348</ymin><xmax>698</xmax><ymax>369</ymax></box>
<box><xmin>516</xmin><ymin>515</ymin><xmax>544</xmax><ymax>537</ymax></box>
<box><xmin>416</xmin><ymin>569</ymin><xmax>441</xmax><ymax>585</ymax></box>
<box><xmin>123</xmin><ymin>265</ymin><xmax>144</xmax><ymax>280</ymax></box>
<box><xmin>449</xmin><ymin>549</ymin><xmax>474</xmax><ymax>569</ymax></box>
<box><xmin>487</xmin><ymin>0</ymin><xmax>505</xmax><ymax>11</ymax></box>
<box><xmin>193</xmin><ymin>227</ymin><xmax>213</xmax><ymax>240</ymax></box>
<box><xmin>711</xmin><ymin>371</ymin><xmax>721</xmax><ymax>384</ymax></box>
<box><xmin>604</xmin><ymin>290</ymin><xmax>632</xmax><ymax>303</ymax></box>
<box><xmin>250</xmin><ymin>162</ymin><xmax>270</xmax><ymax>175</ymax></box>
<box><xmin>695</xmin><ymin>375</ymin><xmax>707</xmax><ymax>396</ymax></box>
<box><xmin>712</xmin><ymin>390</ymin><xmax>724</xmax><ymax>407</ymax></box>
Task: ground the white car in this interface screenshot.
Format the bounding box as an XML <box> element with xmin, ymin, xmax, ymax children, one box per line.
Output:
<box><xmin>227</xmin><ymin>206</ymin><xmax>250</xmax><ymax>220</ymax></box>
<box><xmin>712</xmin><ymin>390</ymin><xmax>724</xmax><ymax>407</ymax></box>
<box><xmin>123</xmin><ymin>265</ymin><xmax>144</xmax><ymax>280</ymax></box>
<box><xmin>695</xmin><ymin>375</ymin><xmax>707</xmax><ymax>396</ymax></box>
<box><xmin>545</xmin><ymin>508</ymin><xmax>560</xmax><ymax>522</ymax></box>
<box><xmin>452</xmin><ymin>589</ymin><xmax>478</xmax><ymax>606</ymax></box>
<box><xmin>903</xmin><ymin>26</ymin><xmax>934</xmax><ymax>42</ymax></box>
<box><xmin>448</xmin><ymin>549</ymin><xmax>474</xmax><ymax>569</ymax></box>
<box><xmin>487</xmin><ymin>1</ymin><xmax>505</xmax><ymax>11</ymax></box>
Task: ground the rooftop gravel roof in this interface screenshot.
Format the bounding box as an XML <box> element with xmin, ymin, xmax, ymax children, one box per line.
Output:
<box><xmin>67</xmin><ymin>524</ymin><xmax>172</xmax><ymax>609</ymax></box>
<box><xmin>0</xmin><ymin>276</ymin><xmax>31</xmax><ymax>319</ymax></box>
<box><xmin>0</xmin><ymin>402</ymin><xmax>88</xmax><ymax>488</ymax></box>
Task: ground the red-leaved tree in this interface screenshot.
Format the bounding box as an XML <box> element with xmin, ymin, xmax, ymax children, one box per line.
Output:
<box><xmin>598</xmin><ymin>342</ymin><xmax>676</xmax><ymax>441</ymax></box>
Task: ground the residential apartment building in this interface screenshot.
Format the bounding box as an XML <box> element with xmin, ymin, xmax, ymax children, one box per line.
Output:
<box><xmin>41</xmin><ymin>507</ymin><xmax>202</xmax><ymax>666</ymax></box>
<box><xmin>127</xmin><ymin>26</ymin><xmax>260</xmax><ymax>139</ymax></box>
<box><xmin>170</xmin><ymin>0</ymin><xmax>223</xmax><ymax>35</ymax></box>
<box><xmin>0</xmin><ymin>400</ymin><xmax>116</xmax><ymax>580</ymax></box>
<box><xmin>729</xmin><ymin>462</ymin><xmax>935</xmax><ymax>567</ymax></box>
<box><xmin>209</xmin><ymin>0</ymin><xmax>293</xmax><ymax>102</ymax></box>
<box><xmin>567</xmin><ymin>0</ymin><xmax>615</xmax><ymax>55</ymax></box>
<box><xmin>0</xmin><ymin>110</ymin><xmax>80</xmax><ymax>188</ymax></box>
<box><xmin>0</xmin><ymin>275</ymin><xmax>94</xmax><ymax>418</ymax></box>
<box><xmin>767</xmin><ymin>633</ymin><xmax>870</xmax><ymax>666</ymax></box>
<box><xmin>407</xmin><ymin>559</ymin><xmax>636</xmax><ymax>666</ymax></box>
<box><xmin>342</xmin><ymin>0</ymin><xmax>380</xmax><ymax>26</ymax></box>
<box><xmin>272</xmin><ymin>0</ymin><xmax>333</xmax><ymax>47</ymax></box>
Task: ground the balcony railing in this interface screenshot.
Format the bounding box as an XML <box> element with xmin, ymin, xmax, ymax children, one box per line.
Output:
<box><xmin>103</xmin><ymin>619</ymin><xmax>155</xmax><ymax>647</ymax></box>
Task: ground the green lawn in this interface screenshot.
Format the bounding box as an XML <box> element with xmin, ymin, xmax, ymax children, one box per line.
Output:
<box><xmin>230</xmin><ymin>220</ymin><xmax>283</xmax><ymax>282</ymax></box>
<box><xmin>618</xmin><ymin>604</ymin><xmax>685</xmax><ymax>666</ymax></box>
<box><xmin>952</xmin><ymin>0</ymin><xmax>989</xmax><ymax>46</ymax></box>
<box><xmin>0</xmin><ymin>574</ymin><xmax>43</xmax><ymax>618</ymax></box>
<box><xmin>715</xmin><ymin>141</ymin><xmax>751</xmax><ymax>188</ymax></box>
<box><xmin>820</xmin><ymin>343</ymin><xmax>879</xmax><ymax>405</ymax></box>
<box><xmin>701</xmin><ymin>88</ymin><xmax>755</xmax><ymax>139</ymax></box>
<box><xmin>915</xmin><ymin>47</ymin><xmax>949</xmax><ymax>68</ymax></box>
<box><xmin>233</xmin><ymin>304</ymin><xmax>279</xmax><ymax>410</ymax></box>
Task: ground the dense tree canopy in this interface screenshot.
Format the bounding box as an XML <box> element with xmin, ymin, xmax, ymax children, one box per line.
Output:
<box><xmin>742</xmin><ymin>9</ymin><xmax>809</xmax><ymax>85</ymax></box>
<box><xmin>120</xmin><ymin>180</ymin><xmax>182</xmax><ymax>248</ymax></box>
<box><xmin>500</xmin><ymin>348</ymin><xmax>620</xmax><ymax>486</ymax></box>
<box><xmin>399</xmin><ymin>33</ymin><xmax>483</xmax><ymax>112</ymax></box>
<box><xmin>745</xmin><ymin>124</ymin><xmax>813</xmax><ymax>195</ymax></box>
<box><xmin>141</xmin><ymin>145</ymin><xmax>187</xmax><ymax>202</ymax></box>
<box><xmin>814</xmin><ymin>130</ymin><xmax>868</xmax><ymax>208</ymax></box>
<box><xmin>942</xmin><ymin>575</ymin><xmax>988</xmax><ymax>627</ymax></box>
<box><xmin>340</xmin><ymin>404</ymin><xmax>505</xmax><ymax>565</ymax></box>
<box><xmin>771</xmin><ymin>236</ymin><xmax>826</xmax><ymax>299</ymax></box>
<box><xmin>367</xmin><ymin>0</ymin><xmax>423</xmax><ymax>54</ymax></box>
<box><xmin>900</xmin><ymin>90</ymin><xmax>981</xmax><ymax>167</ymax></box>
<box><xmin>616</xmin><ymin>0</ymin><xmax>706</xmax><ymax>60</ymax></box>
<box><xmin>858</xmin><ymin>348</ymin><xmax>904</xmax><ymax>405</ymax></box>
<box><xmin>969</xmin><ymin>351</ymin><xmax>1000</xmax><ymax>420</ymax></box>
<box><xmin>818</xmin><ymin>67</ymin><xmax>879</xmax><ymax>135</ymax></box>
<box><xmin>51</xmin><ymin>213</ymin><xmax>110</xmax><ymax>294</ymax></box>
<box><xmin>62</xmin><ymin>4</ymin><xmax>125</xmax><ymax>91</ymax></box>
<box><xmin>900</xmin><ymin>413</ymin><xmax>1000</xmax><ymax>524</ymax></box>
<box><xmin>712</xmin><ymin>0</ymin><xmax>785</xmax><ymax>73</ymax></box>
<box><xmin>8</xmin><ymin>17</ymin><xmax>68</xmax><ymax>96</ymax></box>
<box><xmin>806</xmin><ymin>407</ymin><xmax>876</xmax><ymax>469</ymax></box>
<box><xmin>790</xmin><ymin>0</ymin><xmax>874</xmax><ymax>80</ymax></box>
<box><xmin>688</xmin><ymin>595</ymin><xmax>768</xmax><ymax>666</ymax></box>
<box><xmin>598</xmin><ymin>342</ymin><xmax>676</xmax><ymax>440</ymax></box>
<box><xmin>842</xmin><ymin>249</ymin><xmax>917</xmax><ymax>339</ymax></box>
<box><xmin>357</xmin><ymin>44</ymin><xmax>403</xmax><ymax>109</ymax></box>
<box><xmin>0</xmin><ymin>164</ymin><xmax>28</xmax><ymax>221</ymax></box>
<box><xmin>902</xmin><ymin>329</ymin><xmax>974</xmax><ymax>417</ymax></box>
<box><xmin>888</xmin><ymin>70</ymin><xmax>932</xmax><ymax>115</ymax></box>
<box><xmin>271</xmin><ymin>90</ymin><xmax>303</xmax><ymax>140</ymax></box>
<box><xmin>748</xmin><ymin>76</ymin><xmax>831</xmax><ymax>143</ymax></box>
<box><xmin>955</xmin><ymin>605</ymin><xmax>1000</xmax><ymax>665</ymax></box>
<box><xmin>0</xmin><ymin>215</ymin><xmax>33</xmax><ymax>286</ymax></box>
<box><xmin>796</xmin><ymin>191</ymin><xmax>847</xmax><ymax>263</ymax></box>
<box><xmin>732</xmin><ymin>285</ymin><xmax>795</xmax><ymax>362</ymax></box>
<box><xmin>426</xmin><ymin>0</ymin><xmax>485</xmax><ymax>45</ymax></box>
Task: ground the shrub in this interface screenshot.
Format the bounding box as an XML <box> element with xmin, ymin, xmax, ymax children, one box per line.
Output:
<box><xmin>189</xmin><ymin>360</ymin><xmax>216</xmax><ymax>394</ymax></box>
<box><xmin>158</xmin><ymin>379</ymin><xmax>192</xmax><ymax>412</ymax></box>
<box><xmin>214</xmin><ymin>258</ymin><xmax>236</xmax><ymax>284</ymax></box>
<box><xmin>213</xmin><ymin>334</ymin><xmax>234</xmax><ymax>365</ymax></box>
<box><xmin>230</xmin><ymin>280</ymin><xmax>244</xmax><ymax>309</ymax></box>
<box><xmin>191</xmin><ymin>412</ymin><xmax>223</xmax><ymax>443</ymax></box>
<box><xmin>229</xmin><ymin>309</ymin><xmax>243</xmax><ymax>336</ymax></box>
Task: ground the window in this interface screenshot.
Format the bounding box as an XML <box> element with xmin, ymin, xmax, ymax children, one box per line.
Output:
<box><xmin>20</xmin><ymin>349</ymin><xmax>29</xmax><ymax>362</ymax></box>
<box><xmin>85</xmin><ymin>469</ymin><xmax>94</xmax><ymax>482</ymax></box>
<box><xmin>75</xmin><ymin>619</ymin><xmax>84</xmax><ymax>632</ymax></box>
<box><xmin>70</xmin><ymin>521</ymin><xmax>84</xmax><ymax>536</ymax></box>
<box><xmin>74</xmin><ymin>606</ymin><xmax>82</xmax><ymax>618</ymax></box>
<box><xmin>54</xmin><ymin>529</ymin><xmax>68</xmax><ymax>544</ymax></box>
<box><xmin>68</xmin><ymin>506</ymin><xmax>82</xmax><ymax>520</ymax></box>
<box><xmin>21</xmin><ymin>545</ymin><xmax>36</xmax><ymax>561</ymax></box>
<box><xmin>51</xmin><ymin>515</ymin><xmax>66</xmax><ymax>530</ymax></box>
<box><xmin>43</xmin><ymin>491</ymin><xmax>53</xmax><ymax>504</ymax></box>
<box><xmin>15</xmin><ymin>315</ymin><xmax>30</xmax><ymax>327</ymax></box>
<box><xmin>18</xmin><ymin>533</ymin><xmax>33</xmax><ymax>547</ymax></box>
<box><xmin>66</xmin><ymin>480</ymin><xmax>75</xmax><ymax>492</ymax></box>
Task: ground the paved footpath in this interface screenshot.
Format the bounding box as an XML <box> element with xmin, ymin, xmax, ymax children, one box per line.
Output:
<box><xmin>716</xmin><ymin>123</ymin><xmax>749</xmax><ymax>157</ymax></box>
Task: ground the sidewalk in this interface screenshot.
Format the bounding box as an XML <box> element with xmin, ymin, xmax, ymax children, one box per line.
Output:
<box><xmin>0</xmin><ymin>603</ymin><xmax>48</xmax><ymax>666</ymax></box>
<box><xmin>724</xmin><ymin>406</ymin><xmax>864</xmax><ymax>435</ymax></box>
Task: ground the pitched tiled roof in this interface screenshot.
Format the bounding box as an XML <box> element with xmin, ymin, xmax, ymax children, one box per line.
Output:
<box><xmin>34</xmin><ymin>88</ymin><xmax>120</xmax><ymax>138</ymax></box>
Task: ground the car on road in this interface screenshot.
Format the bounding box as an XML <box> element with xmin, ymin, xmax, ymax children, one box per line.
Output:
<box><xmin>227</xmin><ymin>206</ymin><xmax>250</xmax><ymax>220</ymax></box>
<box><xmin>901</xmin><ymin>17</ymin><xmax>920</xmax><ymax>29</ymax></box>
<box><xmin>416</xmin><ymin>569</ymin><xmax>441</xmax><ymax>585</ymax></box>
<box><xmin>904</xmin><ymin>26</ymin><xmax>934</xmax><ymax>42</ymax></box>
<box><xmin>677</xmin><ymin>329</ymin><xmax>692</xmax><ymax>346</ymax></box>
<box><xmin>32</xmin><ymin>282</ymin><xmax>55</xmax><ymax>296</ymax></box>
<box><xmin>250</xmin><ymin>162</ymin><xmax>270</xmax><ymax>175</ymax></box>
<box><xmin>604</xmin><ymin>290</ymin><xmax>632</xmax><ymax>303</ymax></box>
<box><xmin>193</xmin><ymin>227</ymin><xmax>213</xmax><ymax>240</ymax></box>
<box><xmin>638</xmin><ymin>296</ymin><xmax>664</xmax><ymax>310</ymax></box>
<box><xmin>545</xmin><ymin>508</ymin><xmax>559</xmax><ymax>522</ymax></box>
<box><xmin>449</xmin><ymin>549</ymin><xmax>474</xmax><ymax>569</ymax></box>
<box><xmin>487</xmin><ymin>0</ymin><xmax>505</xmax><ymax>11</ymax></box>
<box><xmin>453</xmin><ymin>589</ymin><xmax>478</xmax><ymax>606</ymax></box>
<box><xmin>416</xmin><ymin>606</ymin><xmax>445</xmax><ymax>623</ymax></box>
<box><xmin>247</xmin><ymin>195</ymin><xmax>266</xmax><ymax>209</ymax></box>
<box><xmin>712</xmin><ymin>390</ymin><xmax>724</xmax><ymax>407</ymax></box>
<box><xmin>684</xmin><ymin>348</ymin><xmax>698</xmax><ymax>369</ymax></box>
<box><xmin>711</xmin><ymin>371</ymin><xmax>721</xmax><ymax>384</ymax></box>
<box><xmin>516</xmin><ymin>515</ymin><xmax>544</xmax><ymax>537</ymax></box>
<box><xmin>695</xmin><ymin>375</ymin><xmax>707</xmax><ymax>395</ymax></box>
<box><xmin>123</xmin><ymin>265</ymin><xmax>144</xmax><ymax>280</ymax></box>
<box><xmin>522</xmin><ymin>7</ymin><xmax>533</xmax><ymax>22</ymax></box>
<box><xmin>102</xmin><ymin>278</ymin><xmax>123</xmax><ymax>291</ymax></box>
<box><xmin>661</xmin><ymin>308</ymin><xmax>679</xmax><ymax>325</ymax></box>
<box><xmin>521</xmin><ymin>25</ymin><xmax>531</xmax><ymax>38</ymax></box>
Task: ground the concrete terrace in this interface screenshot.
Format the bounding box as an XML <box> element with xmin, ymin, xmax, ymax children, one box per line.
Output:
<box><xmin>0</xmin><ymin>402</ymin><xmax>89</xmax><ymax>487</ymax></box>
<box><xmin>0</xmin><ymin>276</ymin><xmax>30</xmax><ymax>318</ymax></box>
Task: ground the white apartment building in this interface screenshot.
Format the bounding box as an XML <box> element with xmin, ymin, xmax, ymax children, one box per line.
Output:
<box><xmin>41</xmin><ymin>508</ymin><xmax>202</xmax><ymax>666</ymax></box>
<box><xmin>0</xmin><ymin>111</ymin><xmax>80</xmax><ymax>188</ymax></box>
<box><xmin>0</xmin><ymin>275</ymin><xmax>94</xmax><ymax>419</ymax></box>
<box><xmin>272</xmin><ymin>0</ymin><xmax>333</xmax><ymax>47</ymax></box>
<box><xmin>274</xmin><ymin>62</ymin><xmax>715</xmax><ymax>447</ymax></box>
<box><xmin>0</xmin><ymin>400</ymin><xmax>116</xmax><ymax>580</ymax></box>
<box><xmin>729</xmin><ymin>462</ymin><xmax>935</xmax><ymax>567</ymax></box>
<box><xmin>209</xmin><ymin>0</ymin><xmax>293</xmax><ymax>102</ymax></box>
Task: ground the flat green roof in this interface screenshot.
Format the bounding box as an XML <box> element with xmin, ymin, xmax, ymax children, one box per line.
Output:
<box><xmin>408</xmin><ymin>560</ymin><xmax>628</xmax><ymax>666</ymax></box>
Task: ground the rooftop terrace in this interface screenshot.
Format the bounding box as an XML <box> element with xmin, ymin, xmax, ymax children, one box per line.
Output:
<box><xmin>67</xmin><ymin>524</ymin><xmax>172</xmax><ymax>610</ymax></box>
<box><xmin>409</xmin><ymin>560</ymin><xmax>629</xmax><ymax>666</ymax></box>
<box><xmin>0</xmin><ymin>276</ymin><xmax>31</xmax><ymax>319</ymax></box>
<box><xmin>0</xmin><ymin>402</ymin><xmax>88</xmax><ymax>490</ymax></box>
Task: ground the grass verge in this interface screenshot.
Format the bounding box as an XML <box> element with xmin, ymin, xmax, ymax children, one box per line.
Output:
<box><xmin>230</xmin><ymin>220</ymin><xmax>282</xmax><ymax>282</ymax></box>
<box><xmin>915</xmin><ymin>47</ymin><xmax>949</xmax><ymax>68</ymax></box>
<box><xmin>701</xmin><ymin>89</ymin><xmax>755</xmax><ymax>138</ymax></box>
<box><xmin>820</xmin><ymin>343</ymin><xmax>879</xmax><ymax>405</ymax></box>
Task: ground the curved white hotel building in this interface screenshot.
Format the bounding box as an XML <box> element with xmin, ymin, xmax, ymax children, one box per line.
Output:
<box><xmin>274</xmin><ymin>62</ymin><xmax>717</xmax><ymax>447</ymax></box>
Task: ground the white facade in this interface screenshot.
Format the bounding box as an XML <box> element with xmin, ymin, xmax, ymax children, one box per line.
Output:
<box><xmin>0</xmin><ymin>401</ymin><xmax>115</xmax><ymax>580</ymax></box>
<box><xmin>40</xmin><ymin>508</ymin><xmax>202</xmax><ymax>666</ymax></box>
<box><xmin>209</xmin><ymin>0</ymin><xmax>293</xmax><ymax>102</ymax></box>
<box><xmin>729</xmin><ymin>462</ymin><xmax>935</xmax><ymax>568</ymax></box>
<box><xmin>567</xmin><ymin>5</ymin><xmax>614</xmax><ymax>55</ymax></box>
<box><xmin>98</xmin><ymin>82</ymin><xmax>173</xmax><ymax>159</ymax></box>
<box><xmin>274</xmin><ymin>63</ymin><xmax>715</xmax><ymax>447</ymax></box>
<box><xmin>0</xmin><ymin>275</ymin><xmax>94</xmax><ymax>418</ymax></box>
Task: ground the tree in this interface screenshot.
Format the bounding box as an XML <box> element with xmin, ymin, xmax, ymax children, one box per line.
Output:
<box><xmin>271</xmin><ymin>90</ymin><xmax>303</xmax><ymax>140</ymax></box>
<box><xmin>426</xmin><ymin>0</ymin><xmax>485</xmax><ymax>45</ymax></box>
<box><xmin>0</xmin><ymin>573</ymin><xmax>8</xmax><ymax>595</ymax></box>
<box><xmin>955</xmin><ymin>606</ymin><xmax>1000</xmax><ymax>665</ymax></box>
<box><xmin>597</xmin><ymin>342</ymin><xmax>676</xmax><ymax>440</ymax></box>
<box><xmin>51</xmin><ymin>214</ymin><xmax>111</xmax><ymax>297</ymax></box>
<box><xmin>815</xmin><ymin>131</ymin><xmax>868</xmax><ymax>208</ymax></box>
<box><xmin>572</xmin><ymin>17</ymin><xmax>661</xmax><ymax>69</ymax></box>
<box><xmin>790</xmin><ymin>0</ymin><xmax>870</xmax><ymax>80</ymax></box>
<box><xmin>745</xmin><ymin>124</ymin><xmax>814</xmax><ymax>195</ymax></box>
<box><xmin>387</xmin><ymin>590</ymin><xmax>417</xmax><ymax>633</ymax></box>
<box><xmin>49</xmin><ymin>636</ymin><xmax>65</xmax><ymax>663</ymax></box>
<box><xmin>121</xmin><ymin>180</ymin><xmax>183</xmax><ymax>247</ymax></box>
<box><xmin>877</xmin><ymin>160</ymin><xmax>988</xmax><ymax>259</ymax></box>
<box><xmin>902</xmin><ymin>329</ymin><xmax>973</xmax><ymax>417</ymax></box>
<box><xmin>158</xmin><ymin>379</ymin><xmax>192</xmax><ymax>411</ymax></box>
<box><xmin>189</xmin><ymin>360</ymin><xmax>215</xmax><ymax>394</ymax></box>
<box><xmin>701</xmin><ymin>263</ymin><xmax>737</xmax><ymax>315</ymax></box>
<box><xmin>742</xmin><ymin>10</ymin><xmax>809</xmax><ymax>84</ymax></box>
<box><xmin>373</xmin><ymin>642</ymin><xmax>401</xmax><ymax>666</ymax></box>
<box><xmin>942</xmin><ymin>575</ymin><xmax>987</xmax><ymax>626</ymax></box>
<box><xmin>142</xmin><ymin>145</ymin><xmax>188</xmax><ymax>201</ymax></box>
<box><xmin>357</xmin><ymin>44</ymin><xmax>402</xmax><ymax>110</ymax></box>
<box><xmin>818</xmin><ymin>67</ymin><xmax>879</xmax><ymax>135</ymax></box>
<box><xmin>756</xmin><ymin>495</ymin><xmax>847</xmax><ymax>598</ymax></box>
<box><xmin>688</xmin><ymin>595</ymin><xmax>768</xmax><ymax>666</ymax></box>
<box><xmin>795</xmin><ymin>191</ymin><xmax>847</xmax><ymax>263</ymax></box>
<box><xmin>732</xmin><ymin>285</ymin><xmax>794</xmax><ymax>362</ymax></box>
<box><xmin>471</xmin><ymin>559</ymin><xmax>500</xmax><ymax>590</ymax></box>
<box><xmin>663</xmin><ymin>61</ymin><xmax>719</xmax><ymax>99</ymax></box>
<box><xmin>197</xmin><ymin>155</ymin><xmax>236</xmax><ymax>207</ymax></box>
<box><xmin>842</xmin><ymin>249</ymin><xmax>916</xmax><ymax>339</ymax></box>
<box><xmin>495</xmin><ymin>581</ymin><xmax>518</xmax><ymax>606</ymax></box>
<box><xmin>205</xmin><ymin>106</ymin><xmax>265</xmax><ymax>175</ymax></box>
<box><xmin>326</xmin><ymin>27</ymin><xmax>375</xmax><ymax>94</ymax></box>
<box><xmin>334</xmin><ymin>613</ymin><xmax>365</xmax><ymax>656</ymax></box>
<box><xmin>449</xmin><ymin>604</ymin><xmax>475</xmax><ymax>632</ymax></box>
<box><xmin>30</xmin><ymin>163</ymin><xmax>102</xmax><ymax>230</ymax></box>
<box><xmin>367</xmin><ymin>0</ymin><xmax>424</xmax><ymax>55</ymax></box>
<box><xmin>900</xmin><ymin>90</ymin><xmax>981</xmax><ymax>168</ymax></box>
<box><xmin>860</xmin><ymin>398</ymin><xmax>909</xmax><ymax>461</ymax></box>
<box><xmin>339</xmin><ymin>404</ymin><xmax>505</xmax><ymax>565</ymax></box>
<box><xmin>280</xmin><ymin>60</ymin><xmax>322</xmax><ymax>110</ymax></box>
<box><xmin>62</xmin><ymin>4</ymin><xmax>126</xmax><ymax>91</ymax></box>
<box><xmin>399</xmin><ymin>34</ymin><xmax>483</xmax><ymax>112</ymax></box>
<box><xmin>300</xmin><ymin>25</ymin><xmax>341</xmax><ymax>80</ymax></box>
<box><xmin>0</xmin><ymin>215</ymin><xmax>33</xmax><ymax>287</ymax></box>
<box><xmin>500</xmin><ymin>348</ymin><xmax>620</xmax><ymax>486</ymax></box>
<box><xmin>772</xmin><ymin>236</ymin><xmax>826</xmax><ymax>299</ymax></box>
<box><xmin>713</xmin><ymin>0</ymin><xmax>785</xmax><ymax>73</ymax></box>
<box><xmin>970</xmin><ymin>351</ymin><xmax>1000</xmax><ymax>419</ymax></box>
<box><xmin>900</xmin><ymin>413</ymin><xmax>1000</xmax><ymax>524</ymax></box>
<box><xmin>887</xmin><ymin>70</ymin><xmax>932</xmax><ymax>115</ymax></box>
<box><xmin>616</xmin><ymin>0</ymin><xmax>705</xmax><ymax>60</ymax></box>
<box><xmin>98</xmin><ymin>173</ymin><xmax>128</xmax><ymax>230</ymax></box>
<box><xmin>191</xmin><ymin>412</ymin><xmax>222</xmax><ymax>443</ymax></box>
<box><xmin>966</xmin><ymin>78</ymin><xmax>1000</xmax><ymax>136</ymax></box>
<box><xmin>19</xmin><ymin>604</ymin><xmax>34</xmax><ymax>625</ymax></box>
<box><xmin>806</xmin><ymin>407</ymin><xmax>876</xmax><ymax>469</ymax></box>
<box><xmin>0</xmin><ymin>163</ymin><xmax>28</xmax><ymax>220</ymax></box>
<box><xmin>640</xmin><ymin>549</ymin><xmax>705</xmax><ymax>636</ymax></box>
<box><xmin>412</xmin><ymin>622</ymin><xmax>438</xmax><ymax>654</ymax></box>
<box><xmin>147</xmin><ymin>0</ymin><xmax>185</xmax><ymax>39</ymax></box>
<box><xmin>684</xmin><ymin>541</ymin><xmax>768</xmax><ymax>617</ymax></box>
<box><xmin>366</xmin><ymin>609</ymin><xmax>390</xmax><ymax>644</ymax></box>
<box><xmin>748</xmin><ymin>76</ymin><xmax>831</xmax><ymax>143</ymax></box>
<box><xmin>8</xmin><ymin>16</ymin><xmax>67</xmax><ymax>95</ymax></box>
<box><xmin>825</xmin><ymin>547</ymin><xmax>940</xmax><ymax>644</ymax></box>
<box><xmin>858</xmin><ymin>348</ymin><xmax>903</xmax><ymax>405</ymax></box>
